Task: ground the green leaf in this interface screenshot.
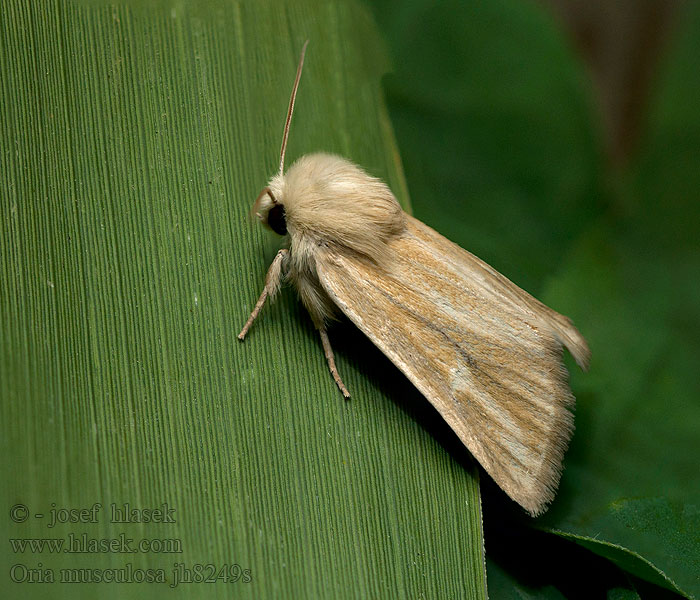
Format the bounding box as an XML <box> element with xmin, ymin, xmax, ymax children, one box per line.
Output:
<box><xmin>0</xmin><ymin>1</ymin><xmax>486</xmax><ymax>598</ymax></box>
<box><xmin>549</xmin><ymin>497</ymin><xmax>697</xmax><ymax>597</ymax></box>
<box><xmin>483</xmin><ymin>505</ymin><xmax>663</xmax><ymax>599</ymax></box>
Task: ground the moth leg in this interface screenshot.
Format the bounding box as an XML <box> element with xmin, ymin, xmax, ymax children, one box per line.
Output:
<box><xmin>238</xmin><ymin>249</ymin><xmax>288</xmax><ymax>340</ymax></box>
<box><xmin>319</xmin><ymin>328</ymin><xmax>351</xmax><ymax>399</ymax></box>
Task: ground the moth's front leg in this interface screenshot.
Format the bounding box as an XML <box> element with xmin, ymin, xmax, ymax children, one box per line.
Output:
<box><xmin>238</xmin><ymin>248</ymin><xmax>289</xmax><ymax>340</ymax></box>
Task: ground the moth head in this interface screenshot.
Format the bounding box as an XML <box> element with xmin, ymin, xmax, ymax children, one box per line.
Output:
<box><xmin>252</xmin><ymin>185</ymin><xmax>287</xmax><ymax>236</ymax></box>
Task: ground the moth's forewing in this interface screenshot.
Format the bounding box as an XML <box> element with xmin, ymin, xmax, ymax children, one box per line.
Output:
<box><xmin>317</xmin><ymin>216</ymin><xmax>588</xmax><ymax>516</ymax></box>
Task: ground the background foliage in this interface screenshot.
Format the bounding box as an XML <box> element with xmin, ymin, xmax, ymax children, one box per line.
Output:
<box><xmin>371</xmin><ymin>0</ymin><xmax>700</xmax><ymax>597</ymax></box>
<box><xmin>2</xmin><ymin>0</ymin><xmax>698</xmax><ymax>598</ymax></box>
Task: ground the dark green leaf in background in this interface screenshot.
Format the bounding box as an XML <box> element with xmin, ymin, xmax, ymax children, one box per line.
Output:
<box><xmin>371</xmin><ymin>0</ymin><xmax>605</xmax><ymax>291</ymax></box>
<box><xmin>370</xmin><ymin>0</ymin><xmax>700</xmax><ymax>597</ymax></box>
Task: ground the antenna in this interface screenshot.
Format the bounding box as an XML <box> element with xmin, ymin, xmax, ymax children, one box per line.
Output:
<box><xmin>278</xmin><ymin>40</ymin><xmax>309</xmax><ymax>175</ymax></box>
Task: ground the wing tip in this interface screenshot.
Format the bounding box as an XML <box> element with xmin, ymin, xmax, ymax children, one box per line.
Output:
<box><xmin>567</xmin><ymin>330</ymin><xmax>591</xmax><ymax>373</ymax></box>
<box><xmin>552</xmin><ymin>316</ymin><xmax>591</xmax><ymax>373</ymax></box>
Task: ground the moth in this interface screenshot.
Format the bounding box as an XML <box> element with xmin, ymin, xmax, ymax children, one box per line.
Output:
<box><xmin>239</xmin><ymin>42</ymin><xmax>590</xmax><ymax>516</ymax></box>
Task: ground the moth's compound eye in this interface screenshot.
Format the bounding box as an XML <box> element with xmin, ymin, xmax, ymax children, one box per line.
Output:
<box><xmin>267</xmin><ymin>203</ymin><xmax>287</xmax><ymax>236</ymax></box>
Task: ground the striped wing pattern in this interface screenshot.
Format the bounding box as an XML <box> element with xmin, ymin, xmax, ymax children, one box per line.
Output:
<box><xmin>317</xmin><ymin>216</ymin><xmax>588</xmax><ymax>515</ymax></box>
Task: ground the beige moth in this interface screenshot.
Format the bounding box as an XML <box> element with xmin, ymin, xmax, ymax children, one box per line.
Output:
<box><xmin>238</xmin><ymin>41</ymin><xmax>590</xmax><ymax>516</ymax></box>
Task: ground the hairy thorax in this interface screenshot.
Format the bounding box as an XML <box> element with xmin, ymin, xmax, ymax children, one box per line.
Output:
<box><xmin>266</xmin><ymin>153</ymin><xmax>407</xmax><ymax>328</ymax></box>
